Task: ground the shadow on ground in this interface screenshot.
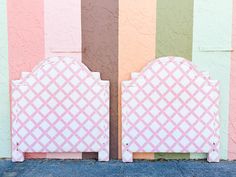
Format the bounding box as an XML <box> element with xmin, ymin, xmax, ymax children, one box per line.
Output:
<box><xmin>0</xmin><ymin>160</ymin><xmax>236</xmax><ymax>177</ymax></box>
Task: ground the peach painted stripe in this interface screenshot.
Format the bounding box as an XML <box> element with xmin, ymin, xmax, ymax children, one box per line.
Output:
<box><xmin>7</xmin><ymin>0</ymin><xmax>45</xmax><ymax>158</ymax></box>
<box><xmin>44</xmin><ymin>0</ymin><xmax>82</xmax><ymax>159</ymax></box>
<box><xmin>229</xmin><ymin>0</ymin><xmax>236</xmax><ymax>160</ymax></box>
<box><xmin>118</xmin><ymin>0</ymin><xmax>157</xmax><ymax>159</ymax></box>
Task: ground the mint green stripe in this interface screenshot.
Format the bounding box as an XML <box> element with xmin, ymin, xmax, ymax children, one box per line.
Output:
<box><xmin>0</xmin><ymin>0</ymin><xmax>11</xmax><ymax>158</ymax></box>
<box><xmin>155</xmin><ymin>0</ymin><xmax>194</xmax><ymax>160</ymax></box>
<box><xmin>156</xmin><ymin>0</ymin><xmax>194</xmax><ymax>60</ymax></box>
<box><xmin>191</xmin><ymin>0</ymin><xmax>232</xmax><ymax>160</ymax></box>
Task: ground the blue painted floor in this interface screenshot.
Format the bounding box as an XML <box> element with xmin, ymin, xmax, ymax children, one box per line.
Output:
<box><xmin>0</xmin><ymin>160</ymin><xmax>236</xmax><ymax>177</ymax></box>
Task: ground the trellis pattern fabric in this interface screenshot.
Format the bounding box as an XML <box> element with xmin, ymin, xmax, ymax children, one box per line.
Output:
<box><xmin>122</xmin><ymin>57</ymin><xmax>220</xmax><ymax>162</ymax></box>
<box><xmin>12</xmin><ymin>57</ymin><xmax>109</xmax><ymax>162</ymax></box>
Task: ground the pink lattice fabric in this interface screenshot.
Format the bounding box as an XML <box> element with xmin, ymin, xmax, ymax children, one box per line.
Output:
<box><xmin>12</xmin><ymin>57</ymin><xmax>109</xmax><ymax>162</ymax></box>
<box><xmin>122</xmin><ymin>57</ymin><xmax>220</xmax><ymax>162</ymax></box>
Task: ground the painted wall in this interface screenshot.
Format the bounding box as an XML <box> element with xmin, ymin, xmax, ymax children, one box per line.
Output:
<box><xmin>229</xmin><ymin>0</ymin><xmax>236</xmax><ymax>160</ymax></box>
<box><xmin>155</xmin><ymin>0</ymin><xmax>194</xmax><ymax>160</ymax></box>
<box><xmin>0</xmin><ymin>0</ymin><xmax>11</xmax><ymax>158</ymax></box>
<box><xmin>44</xmin><ymin>0</ymin><xmax>83</xmax><ymax>160</ymax></box>
<box><xmin>119</xmin><ymin>0</ymin><xmax>157</xmax><ymax>159</ymax></box>
<box><xmin>5</xmin><ymin>0</ymin><xmax>118</xmax><ymax>160</ymax></box>
<box><xmin>7</xmin><ymin>0</ymin><xmax>46</xmax><ymax>159</ymax></box>
<box><xmin>45</xmin><ymin>0</ymin><xmax>82</xmax><ymax>58</ymax></box>
<box><xmin>191</xmin><ymin>0</ymin><xmax>232</xmax><ymax>160</ymax></box>
<box><xmin>156</xmin><ymin>0</ymin><xmax>193</xmax><ymax>60</ymax></box>
<box><xmin>81</xmin><ymin>0</ymin><xmax>118</xmax><ymax>159</ymax></box>
<box><xmin>0</xmin><ymin>0</ymin><xmax>236</xmax><ymax>161</ymax></box>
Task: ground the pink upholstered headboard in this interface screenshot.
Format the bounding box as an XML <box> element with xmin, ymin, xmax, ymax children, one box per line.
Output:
<box><xmin>12</xmin><ymin>57</ymin><xmax>109</xmax><ymax>162</ymax></box>
<box><xmin>122</xmin><ymin>56</ymin><xmax>220</xmax><ymax>162</ymax></box>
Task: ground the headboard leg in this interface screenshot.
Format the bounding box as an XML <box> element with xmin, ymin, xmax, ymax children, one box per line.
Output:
<box><xmin>98</xmin><ymin>149</ymin><xmax>109</xmax><ymax>162</ymax></box>
<box><xmin>12</xmin><ymin>149</ymin><xmax>24</xmax><ymax>162</ymax></box>
<box><xmin>207</xmin><ymin>150</ymin><xmax>220</xmax><ymax>162</ymax></box>
<box><xmin>122</xmin><ymin>150</ymin><xmax>133</xmax><ymax>162</ymax></box>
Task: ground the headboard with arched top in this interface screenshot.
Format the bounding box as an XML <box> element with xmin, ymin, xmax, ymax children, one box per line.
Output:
<box><xmin>12</xmin><ymin>57</ymin><xmax>109</xmax><ymax>162</ymax></box>
<box><xmin>122</xmin><ymin>56</ymin><xmax>220</xmax><ymax>162</ymax></box>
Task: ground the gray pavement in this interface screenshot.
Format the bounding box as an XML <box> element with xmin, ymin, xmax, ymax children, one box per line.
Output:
<box><xmin>0</xmin><ymin>160</ymin><xmax>236</xmax><ymax>177</ymax></box>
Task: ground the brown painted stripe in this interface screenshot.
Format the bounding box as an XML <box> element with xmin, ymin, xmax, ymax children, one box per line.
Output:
<box><xmin>81</xmin><ymin>0</ymin><xmax>118</xmax><ymax>159</ymax></box>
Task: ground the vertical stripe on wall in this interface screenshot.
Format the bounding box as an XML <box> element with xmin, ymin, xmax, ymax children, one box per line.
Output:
<box><xmin>191</xmin><ymin>0</ymin><xmax>232</xmax><ymax>160</ymax></box>
<box><xmin>8</xmin><ymin>0</ymin><xmax>45</xmax><ymax>80</ymax></box>
<box><xmin>155</xmin><ymin>0</ymin><xmax>194</xmax><ymax>160</ymax></box>
<box><xmin>44</xmin><ymin>0</ymin><xmax>82</xmax><ymax>58</ymax></box>
<box><xmin>229</xmin><ymin>0</ymin><xmax>236</xmax><ymax>160</ymax></box>
<box><xmin>8</xmin><ymin>0</ymin><xmax>45</xmax><ymax>158</ymax></box>
<box><xmin>119</xmin><ymin>0</ymin><xmax>156</xmax><ymax>159</ymax></box>
<box><xmin>156</xmin><ymin>0</ymin><xmax>194</xmax><ymax>60</ymax></box>
<box><xmin>82</xmin><ymin>0</ymin><xmax>118</xmax><ymax>159</ymax></box>
<box><xmin>44</xmin><ymin>0</ymin><xmax>82</xmax><ymax>159</ymax></box>
<box><xmin>0</xmin><ymin>0</ymin><xmax>11</xmax><ymax>158</ymax></box>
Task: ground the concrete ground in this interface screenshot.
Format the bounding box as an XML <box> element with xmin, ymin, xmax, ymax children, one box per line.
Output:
<box><xmin>0</xmin><ymin>160</ymin><xmax>236</xmax><ymax>177</ymax></box>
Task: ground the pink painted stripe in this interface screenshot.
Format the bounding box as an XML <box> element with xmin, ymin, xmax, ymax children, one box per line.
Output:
<box><xmin>229</xmin><ymin>0</ymin><xmax>236</xmax><ymax>160</ymax></box>
<box><xmin>7</xmin><ymin>0</ymin><xmax>45</xmax><ymax>80</ymax></box>
<box><xmin>44</xmin><ymin>0</ymin><xmax>82</xmax><ymax>58</ymax></box>
<box><xmin>43</xmin><ymin>0</ymin><xmax>82</xmax><ymax>159</ymax></box>
<box><xmin>8</xmin><ymin>0</ymin><xmax>46</xmax><ymax>159</ymax></box>
<box><xmin>8</xmin><ymin>0</ymin><xmax>82</xmax><ymax>160</ymax></box>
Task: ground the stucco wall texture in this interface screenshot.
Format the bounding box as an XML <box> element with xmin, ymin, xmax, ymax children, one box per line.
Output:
<box><xmin>7</xmin><ymin>0</ymin><xmax>45</xmax><ymax>159</ymax></box>
<box><xmin>1</xmin><ymin>0</ymin><xmax>236</xmax><ymax>161</ymax></box>
<box><xmin>0</xmin><ymin>0</ymin><xmax>10</xmax><ymax>158</ymax></box>
<box><xmin>81</xmin><ymin>0</ymin><xmax>118</xmax><ymax>159</ymax></box>
<box><xmin>156</xmin><ymin>0</ymin><xmax>193</xmax><ymax>60</ymax></box>
<box><xmin>6</xmin><ymin>0</ymin><xmax>118</xmax><ymax>160</ymax></box>
<box><xmin>192</xmin><ymin>0</ymin><xmax>232</xmax><ymax>160</ymax></box>
<box><xmin>119</xmin><ymin>0</ymin><xmax>157</xmax><ymax>160</ymax></box>
<box><xmin>155</xmin><ymin>0</ymin><xmax>193</xmax><ymax>160</ymax></box>
<box><xmin>229</xmin><ymin>0</ymin><xmax>236</xmax><ymax>160</ymax></box>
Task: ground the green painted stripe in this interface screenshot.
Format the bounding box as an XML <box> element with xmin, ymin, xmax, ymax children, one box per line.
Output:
<box><xmin>191</xmin><ymin>0</ymin><xmax>232</xmax><ymax>160</ymax></box>
<box><xmin>155</xmin><ymin>0</ymin><xmax>194</xmax><ymax>160</ymax></box>
<box><xmin>155</xmin><ymin>153</ymin><xmax>189</xmax><ymax>160</ymax></box>
<box><xmin>0</xmin><ymin>0</ymin><xmax>11</xmax><ymax>158</ymax></box>
<box><xmin>156</xmin><ymin>0</ymin><xmax>194</xmax><ymax>60</ymax></box>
